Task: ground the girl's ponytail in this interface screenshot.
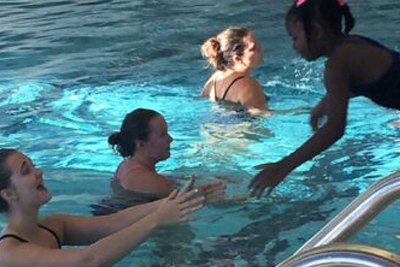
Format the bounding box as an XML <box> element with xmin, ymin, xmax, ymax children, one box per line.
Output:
<box><xmin>341</xmin><ymin>4</ymin><xmax>355</xmax><ymax>34</ymax></box>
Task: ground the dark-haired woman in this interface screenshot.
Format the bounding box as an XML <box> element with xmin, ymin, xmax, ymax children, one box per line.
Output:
<box><xmin>107</xmin><ymin>108</ymin><xmax>225</xmax><ymax>205</ymax></box>
<box><xmin>0</xmin><ymin>149</ymin><xmax>204</xmax><ymax>266</ymax></box>
<box><xmin>250</xmin><ymin>0</ymin><xmax>400</xmax><ymax>197</ymax></box>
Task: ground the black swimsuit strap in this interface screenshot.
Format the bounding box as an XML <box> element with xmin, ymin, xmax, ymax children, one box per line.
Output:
<box><xmin>0</xmin><ymin>225</ymin><xmax>61</xmax><ymax>248</ymax></box>
<box><xmin>0</xmin><ymin>234</ymin><xmax>28</xmax><ymax>243</ymax></box>
<box><xmin>39</xmin><ymin>224</ymin><xmax>62</xmax><ymax>249</ymax></box>
<box><xmin>220</xmin><ymin>76</ymin><xmax>245</xmax><ymax>101</ymax></box>
<box><xmin>213</xmin><ymin>75</ymin><xmax>245</xmax><ymax>101</ymax></box>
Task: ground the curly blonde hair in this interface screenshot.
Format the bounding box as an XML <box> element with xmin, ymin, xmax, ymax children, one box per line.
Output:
<box><xmin>201</xmin><ymin>27</ymin><xmax>250</xmax><ymax>71</ymax></box>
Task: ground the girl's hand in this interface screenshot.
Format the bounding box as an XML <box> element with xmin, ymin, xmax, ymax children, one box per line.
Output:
<box><xmin>196</xmin><ymin>181</ymin><xmax>226</xmax><ymax>204</ymax></box>
<box><xmin>248</xmin><ymin>161</ymin><xmax>291</xmax><ymax>198</ymax></box>
<box><xmin>154</xmin><ymin>189</ymin><xmax>205</xmax><ymax>225</ymax></box>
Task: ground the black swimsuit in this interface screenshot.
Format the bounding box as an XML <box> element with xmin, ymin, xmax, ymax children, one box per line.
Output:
<box><xmin>350</xmin><ymin>36</ymin><xmax>400</xmax><ymax>110</ymax></box>
<box><xmin>0</xmin><ymin>224</ymin><xmax>62</xmax><ymax>249</ymax></box>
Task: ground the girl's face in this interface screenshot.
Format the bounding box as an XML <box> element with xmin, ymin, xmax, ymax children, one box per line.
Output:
<box><xmin>141</xmin><ymin>115</ymin><xmax>173</xmax><ymax>163</ymax></box>
<box><xmin>286</xmin><ymin>18</ymin><xmax>321</xmax><ymax>61</ymax></box>
<box><xmin>240</xmin><ymin>32</ymin><xmax>264</xmax><ymax>68</ymax></box>
<box><xmin>4</xmin><ymin>152</ymin><xmax>52</xmax><ymax>209</ymax></box>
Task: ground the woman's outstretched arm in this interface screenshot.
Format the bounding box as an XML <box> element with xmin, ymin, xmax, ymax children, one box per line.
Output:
<box><xmin>0</xmin><ymin>190</ymin><xmax>204</xmax><ymax>267</ymax></box>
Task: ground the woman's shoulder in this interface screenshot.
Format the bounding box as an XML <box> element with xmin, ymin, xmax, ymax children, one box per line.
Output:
<box><xmin>115</xmin><ymin>159</ymin><xmax>143</xmax><ymax>181</ymax></box>
<box><xmin>38</xmin><ymin>215</ymin><xmax>66</xmax><ymax>238</ymax></box>
<box><xmin>239</xmin><ymin>76</ymin><xmax>261</xmax><ymax>87</ymax></box>
<box><xmin>235</xmin><ymin>76</ymin><xmax>263</xmax><ymax>96</ymax></box>
<box><xmin>120</xmin><ymin>167</ymin><xmax>173</xmax><ymax>194</ymax></box>
<box><xmin>231</xmin><ymin>76</ymin><xmax>266</xmax><ymax>110</ymax></box>
<box><xmin>201</xmin><ymin>72</ymin><xmax>218</xmax><ymax>97</ymax></box>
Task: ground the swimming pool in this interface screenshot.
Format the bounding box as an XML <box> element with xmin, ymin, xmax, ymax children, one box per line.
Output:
<box><xmin>1</xmin><ymin>0</ymin><xmax>400</xmax><ymax>266</ymax></box>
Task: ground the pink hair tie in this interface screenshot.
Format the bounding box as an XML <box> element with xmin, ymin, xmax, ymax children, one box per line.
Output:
<box><xmin>296</xmin><ymin>0</ymin><xmax>346</xmax><ymax>7</ymax></box>
<box><xmin>296</xmin><ymin>0</ymin><xmax>307</xmax><ymax>7</ymax></box>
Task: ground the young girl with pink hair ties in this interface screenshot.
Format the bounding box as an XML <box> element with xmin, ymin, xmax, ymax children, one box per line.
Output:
<box><xmin>249</xmin><ymin>0</ymin><xmax>400</xmax><ymax>197</ymax></box>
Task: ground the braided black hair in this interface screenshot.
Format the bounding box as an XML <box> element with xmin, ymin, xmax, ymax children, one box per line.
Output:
<box><xmin>286</xmin><ymin>0</ymin><xmax>355</xmax><ymax>42</ymax></box>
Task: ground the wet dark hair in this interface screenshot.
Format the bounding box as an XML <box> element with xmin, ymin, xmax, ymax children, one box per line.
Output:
<box><xmin>201</xmin><ymin>27</ymin><xmax>250</xmax><ymax>71</ymax></box>
<box><xmin>108</xmin><ymin>109</ymin><xmax>160</xmax><ymax>158</ymax></box>
<box><xmin>286</xmin><ymin>0</ymin><xmax>355</xmax><ymax>42</ymax></box>
<box><xmin>0</xmin><ymin>148</ymin><xmax>17</xmax><ymax>213</ymax></box>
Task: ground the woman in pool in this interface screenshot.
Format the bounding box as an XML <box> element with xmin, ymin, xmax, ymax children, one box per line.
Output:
<box><xmin>0</xmin><ymin>148</ymin><xmax>204</xmax><ymax>266</ymax></box>
<box><xmin>107</xmin><ymin>108</ymin><xmax>225</xmax><ymax>205</ymax></box>
<box><xmin>249</xmin><ymin>0</ymin><xmax>400</xmax><ymax>197</ymax></box>
<box><xmin>201</xmin><ymin>26</ymin><xmax>269</xmax><ymax>115</ymax></box>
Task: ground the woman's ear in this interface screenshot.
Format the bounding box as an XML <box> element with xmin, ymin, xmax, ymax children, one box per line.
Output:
<box><xmin>233</xmin><ymin>54</ymin><xmax>243</xmax><ymax>65</ymax></box>
<box><xmin>0</xmin><ymin>188</ymin><xmax>18</xmax><ymax>203</ymax></box>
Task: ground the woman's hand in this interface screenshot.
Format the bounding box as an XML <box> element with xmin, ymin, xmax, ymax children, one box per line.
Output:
<box><xmin>154</xmin><ymin>189</ymin><xmax>205</xmax><ymax>225</ymax></box>
<box><xmin>248</xmin><ymin>161</ymin><xmax>291</xmax><ymax>198</ymax></box>
<box><xmin>196</xmin><ymin>181</ymin><xmax>226</xmax><ymax>204</ymax></box>
<box><xmin>177</xmin><ymin>175</ymin><xmax>196</xmax><ymax>197</ymax></box>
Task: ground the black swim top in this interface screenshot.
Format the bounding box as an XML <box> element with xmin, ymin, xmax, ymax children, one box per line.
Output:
<box><xmin>213</xmin><ymin>76</ymin><xmax>245</xmax><ymax>102</ymax></box>
<box><xmin>0</xmin><ymin>224</ymin><xmax>62</xmax><ymax>249</ymax></box>
<box><xmin>350</xmin><ymin>36</ymin><xmax>400</xmax><ymax>110</ymax></box>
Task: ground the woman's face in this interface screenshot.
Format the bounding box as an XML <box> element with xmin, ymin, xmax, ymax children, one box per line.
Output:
<box><xmin>4</xmin><ymin>152</ymin><xmax>52</xmax><ymax>209</ymax></box>
<box><xmin>240</xmin><ymin>32</ymin><xmax>264</xmax><ymax>68</ymax></box>
<box><xmin>142</xmin><ymin>115</ymin><xmax>173</xmax><ymax>162</ymax></box>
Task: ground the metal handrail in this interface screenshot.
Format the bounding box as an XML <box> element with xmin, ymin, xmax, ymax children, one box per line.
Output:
<box><xmin>294</xmin><ymin>169</ymin><xmax>400</xmax><ymax>254</ymax></box>
<box><xmin>277</xmin><ymin>243</ymin><xmax>400</xmax><ymax>267</ymax></box>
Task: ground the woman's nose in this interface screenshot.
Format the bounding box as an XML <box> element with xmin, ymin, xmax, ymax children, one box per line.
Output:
<box><xmin>35</xmin><ymin>167</ymin><xmax>43</xmax><ymax>176</ymax></box>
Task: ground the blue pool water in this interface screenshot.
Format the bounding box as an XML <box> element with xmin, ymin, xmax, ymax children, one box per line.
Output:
<box><xmin>1</xmin><ymin>0</ymin><xmax>400</xmax><ymax>266</ymax></box>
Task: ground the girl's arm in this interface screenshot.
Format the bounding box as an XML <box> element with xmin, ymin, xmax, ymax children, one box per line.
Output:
<box><xmin>283</xmin><ymin>57</ymin><xmax>351</xmax><ymax>167</ymax></box>
<box><xmin>0</xmin><ymin>190</ymin><xmax>204</xmax><ymax>267</ymax></box>
<box><xmin>279</xmin><ymin>87</ymin><xmax>349</xmax><ymax>171</ymax></box>
<box><xmin>249</xmin><ymin>57</ymin><xmax>352</xmax><ymax>197</ymax></box>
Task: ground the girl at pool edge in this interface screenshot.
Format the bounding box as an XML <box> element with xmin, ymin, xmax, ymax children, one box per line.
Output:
<box><xmin>108</xmin><ymin>108</ymin><xmax>226</xmax><ymax>204</ymax></box>
<box><xmin>249</xmin><ymin>0</ymin><xmax>400</xmax><ymax>197</ymax></box>
<box><xmin>0</xmin><ymin>149</ymin><xmax>204</xmax><ymax>267</ymax></box>
<box><xmin>201</xmin><ymin>27</ymin><xmax>269</xmax><ymax>115</ymax></box>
